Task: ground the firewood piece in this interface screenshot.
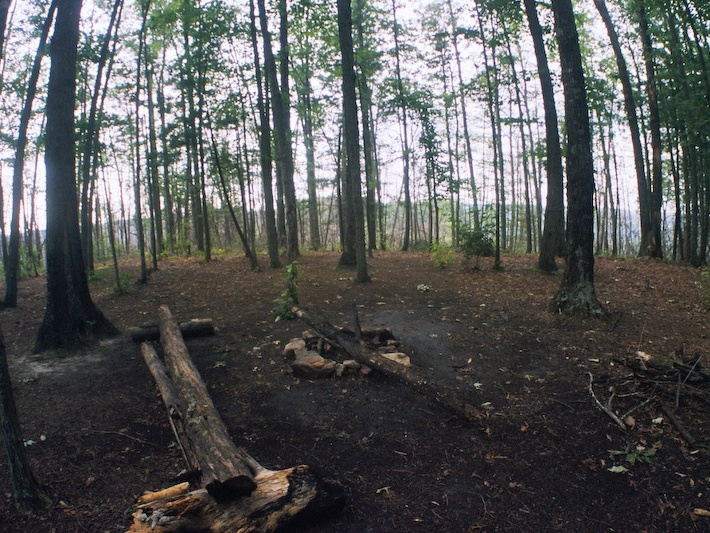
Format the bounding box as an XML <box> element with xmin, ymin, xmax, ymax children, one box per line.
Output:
<box><xmin>137</xmin><ymin>482</ymin><xmax>190</xmax><ymax>505</ymax></box>
<box><xmin>291</xmin><ymin>306</ymin><xmax>483</xmax><ymax>421</ymax></box>
<box><xmin>128</xmin><ymin>463</ymin><xmax>345</xmax><ymax>532</ymax></box>
<box><xmin>157</xmin><ymin>305</ymin><xmax>255</xmax><ymax>501</ymax></box>
<box><xmin>129</xmin><ymin>318</ymin><xmax>215</xmax><ymax>343</ymax></box>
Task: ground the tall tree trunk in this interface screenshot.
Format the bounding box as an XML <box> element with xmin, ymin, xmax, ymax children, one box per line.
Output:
<box><xmin>133</xmin><ymin>0</ymin><xmax>150</xmax><ymax>283</ymax></box>
<box><xmin>593</xmin><ymin>0</ymin><xmax>654</xmax><ymax>258</ymax></box>
<box><xmin>3</xmin><ymin>0</ymin><xmax>56</xmax><ymax>308</ymax></box>
<box><xmin>157</xmin><ymin>49</ymin><xmax>176</xmax><ymax>254</ymax></box>
<box><xmin>337</xmin><ymin>0</ymin><xmax>369</xmax><ymax>282</ymax></box>
<box><xmin>445</xmin><ymin>0</ymin><xmax>479</xmax><ymax>229</ymax></box>
<box><xmin>258</xmin><ymin>0</ymin><xmax>299</xmax><ymax>262</ymax></box>
<box><xmin>79</xmin><ymin>0</ymin><xmax>123</xmax><ymax>274</ymax></box>
<box><xmin>523</xmin><ymin>0</ymin><xmax>565</xmax><ymax>271</ymax></box>
<box><xmin>550</xmin><ymin>0</ymin><xmax>604</xmax><ymax>316</ymax></box>
<box><xmin>390</xmin><ymin>0</ymin><xmax>411</xmax><ymax>251</ymax></box>
<box><xmin>35</xmin><ymin>0</ymin><xmax>118</xmax><ymax>352</ymax></box>
<box><xmin>249</xmin><ymin>0</ymin><xmax>280</xmax><ymax>268</ymax></box>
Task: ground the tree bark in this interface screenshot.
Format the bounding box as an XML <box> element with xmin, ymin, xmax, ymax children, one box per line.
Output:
<box><xmin>3</xmin><ymin>0</ymin><xmax>57</xmax><ymax>308</ymax></box>
<box><xmin>35</xmin><ymin>0</ymin><xmax>118</xmax><ymax>352</ymax></box>
<box><xmin>523</xmin><ymin>0</ymin><xmax>565</xmax><ymax>271</ymax></box>
<box><xmin>550</xmin><ymin>0</ymin><xmax>604</xmax><ymax>317</ymax></box>
<box><xmin>337</xmin><ymin>0</ymin><xmax>369</xmax><ymax>282</ymax></box>
<box><xmin>0</xmin><ymin>329</ymin><xmax>49</xmax><ymax>513</ymax></box>
<box><xmin>155</xmin><ymin>305</ymin><xmax>255</xmax><ymax>500</ymax></box>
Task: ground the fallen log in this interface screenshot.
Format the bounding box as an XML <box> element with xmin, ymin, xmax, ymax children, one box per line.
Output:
<box><xmin>291</xmin><ymin>305</ymin><xmax>483</xmax><ymax>421</ymax></box>
<box><xmin>156</xmin><ymin>305</ymin><xmax>255</xmax><ymax>501</ymax></box>
<box><xmin>130</xmin><ymin>305</ymin><xmax>345</xmax><ymax>531</ymax></box>
<box><xmin>129</xmin><ymin>318</ymin><xmax>215</xmax><ymax>343</ymax></box>
<box><xmin>129</xmin><ymin>462</ymin><xmax>344</xmax><ymax>532</ymax></box>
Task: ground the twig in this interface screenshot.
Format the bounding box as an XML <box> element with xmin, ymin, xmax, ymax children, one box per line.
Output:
<box><xmin>587</xmin><ymin>372</ymin><xmax>626</xmax><ymax>430</ymax></box>
<box><xmin>79</xmin><ymin>429</ymin><xmax>153</xmax><ymax>446</ymax></box>
<box><xmin>660</xmin><ymin>404</ymin><xmax>697</xmax><ymax>447</ymax></box>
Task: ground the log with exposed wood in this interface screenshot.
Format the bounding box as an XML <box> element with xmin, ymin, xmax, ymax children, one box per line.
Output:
<box><xmin>129</xmin><ymin>318</ymin><xmax>215</xmax><ymax>343</ymax></box>
<box><xmin>291</xmin><ymin>305</ymin><xmax>484</xmax><ymax>422</ymax></box>
<box><xmin>129</xmin><ymin>305</ymin><xmax>345</xmax><ymax>532</ymax></box>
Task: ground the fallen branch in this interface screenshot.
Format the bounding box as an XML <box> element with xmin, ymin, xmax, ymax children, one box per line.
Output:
<box><xmin>587</xmin><ymin>372</ymin><xmax>626</xmax><ymax>430</ymax></box>
<box><xmin>660</xmin><ymin>403</ymin><xmax>697</xmax><ymax>447</ymax></box>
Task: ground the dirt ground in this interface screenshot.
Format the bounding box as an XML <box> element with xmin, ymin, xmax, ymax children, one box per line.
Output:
<box><xmin>0</xmin><ymin>251</ymin><xmax>708</xmax><ymax>532</ymax></box>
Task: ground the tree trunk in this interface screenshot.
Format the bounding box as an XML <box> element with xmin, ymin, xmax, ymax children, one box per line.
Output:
<box><xmin>3</xmin><ymin>0</ymin><xmax>56</xmax><ymax>308</ymax></box>
<box><xmin>0</xmin><ymin>329</ymin><xmax>49</xmax><ymax>513</ymax></box>
<box><xmin>249</xmin><ymin>0</ymin><xmax>280</xmax><ymax>268</ymax></box>
<box><xmin>550</xmin><ymin>0</ymin><xmax>604</xmax><ymax>317</ymax></box>
<box><xmin>259</xmin><ymin>0</ymin><xmax>299</xmax><ymax>263</ymax></box>
<box><xmin>593</xmin><ymin>0</ymin><xmax>655</xmax><ymax>258</ymax></box>
<box><xmin>390</xmin><ymin>0</ymin><xmax>412</xmax><ymax>251</ymax></box>
<box><xmin>524</xmin><ymin>0</ymin><xmax>565</xmax><ymax>271</ymax></box>
<box><xmin>35</xmin><ymin>0</ymin><xmax>118</xmax><ymax>352</ymax></box>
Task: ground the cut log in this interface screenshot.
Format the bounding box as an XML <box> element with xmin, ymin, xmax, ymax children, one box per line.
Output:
<box><xmin>129</xmin><ymin>461</ymin><xmax>345</xmax><ymax>532</ymax></box>
<box><xmin>156</xmin><ymin>306</ymin><xmax>255</xmax><ymax>501</ymax></box>
<box><xmin>291</xmin><ymin>306</ymin><xmax>483</xmax><ymax>421</ymax></box>
<box><xmin>129</xmin><ymin>318</ymin><xmax>215</xmax><ymax>343</ymax></box>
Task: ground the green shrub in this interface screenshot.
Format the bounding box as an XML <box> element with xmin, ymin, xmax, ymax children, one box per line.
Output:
<box><xmin>273</xmin><ymin>261</ymin><xmax>300</xmax><ymax>321</ymax></box>
<box><xmin>430</xmin><ymin>243</ymin><xmax>454</xmax><ymax>269</ymax></box>
<box><xmin>459</xmin><ymin>226</ymin><xmax>494</xmax><ymax>269</ymax></box>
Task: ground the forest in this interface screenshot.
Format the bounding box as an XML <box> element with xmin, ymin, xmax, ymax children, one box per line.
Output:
<box><xmin>0</xmin><ymin>0</ymin><xmax>709</xmax><ymax>531</ymax></box>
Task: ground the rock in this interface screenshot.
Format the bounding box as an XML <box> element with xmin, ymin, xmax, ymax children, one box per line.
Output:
<box><xmin>381</xmin><ymin>352</ymin><xmax>411</xmax><ymax>367</ymax></box>
<box><xmin>283</xmin><ymin>338</ymin><xmax>306</xmax><ymax>359</ymax></box>
<box><xmin>292</xmin><ymin>350</ymin><xmax>336</xmax><ymax>379</ymax></box>
<box><xmin>343</xmin><ymin>360</ymin><xmax>361</xmax><ymax>371</ymax></box>
<box><xmin>360</xmin><ymin>365</ymin><xmax>372</xmax><ymax>376</ymax></box>
<box><xmin>334</xmin><ymin>363</ymin><xmax>346</xmax><ymax>378</ymax></box>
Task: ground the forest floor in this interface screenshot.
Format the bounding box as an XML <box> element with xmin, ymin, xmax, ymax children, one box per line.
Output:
<box><xmin>0</xmin><ymin>251</ymin><xmax>709</xmax><ymax>532</ymax></box>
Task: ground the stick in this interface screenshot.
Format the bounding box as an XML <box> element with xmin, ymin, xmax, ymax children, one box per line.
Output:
<box><xmin>660</xmin><ymin>403</ymin><xmax>697</xmax><ymax>447</ymax></box>
<box><xmin>587</xmin><ymin>372</ymin><xmax>626</xmax><ymax>430</ymax></box>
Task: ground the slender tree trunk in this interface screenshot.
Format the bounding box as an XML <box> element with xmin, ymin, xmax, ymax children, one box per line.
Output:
<box><xmin>249</xmin><ymin>0</ymin><xmax>280</xmax><ymax>268</ymax></box>
<box><xmin>258</xmin><ymin>0</ymin><xmax>298</xmax><ymax>262</ymax></box>
<box><xmin>3</xmin><ymin>0</ymin><xmax>56</xmax><ymax>308</ymax></box>
<box><xmin>0</xmin><ymin>329</ymin><xmax>49</xmax><ymax>513</ymax></box>
<box><xmin>390</xmin><ymin>0</ymin><xmax>411</xmax><ymax>251</ymax></box>
<box><xmin>337</xmin><ymin>0</ymin><xmax>368</xmax><ymax>282</ymax></box>
<box><xmin>133</xmin><ymin>0</ymin><xmax>150</xmax><ymax>283</ymax></box>
<box><xmin>524</xmin><ymin>0</ymin><xmax>565</xmax><ymax>271</ymax></box>
<box><xmin>593</xmin><ymin>0</ymin><xmax>654</xmax><ymax>258</ymax></box>
<box><xmin>446</xmin><ymin>0</ymin><xmax>479</xmax><ymax>229</ymax></box>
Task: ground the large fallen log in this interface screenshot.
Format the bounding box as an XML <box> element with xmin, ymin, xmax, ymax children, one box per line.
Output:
<box><xmin>129</xmin><ymin>305</ymin><xmax>345</xmax><ymax>531</ymax></box>
<box><xmin>156</xmin><ymin>305</ymin><xmax>255</xmax><ymax>501</ymax></box>
<box><xmin>129</xmin><ymin>318</ymin><xmax>215</xmax><ymax>343</ymax></box>
<box><xmin>291</xmin><ymin>305</ymin><xmax>483</xmax><ymax>421</ymax></box>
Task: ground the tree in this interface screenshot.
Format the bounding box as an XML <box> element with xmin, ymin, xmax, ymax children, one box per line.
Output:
<box><xmin>35</xmin><ymin>0</ymin><xmax>118</xmax><ymax>352</ymax></box>
<box><xmin>523</xmin><ymin>0</ymin><xmax>565</xmax><ymax>271</ymax></box>
<box><xmin>3</xmin><ymin>0</ymin><xmax>57</xmax><ymax>308</ymax></box>
<box><xmin>0</xmin><ymin>328</ymin><xmax>49</xmax><ymax>512</ymax></box>
<box><xmin>550</xmin><ymin>0</ymin><xmax>604</xmax><ymax>316</ymax></box>
<box><xmin>337</xmin><ymin>0</ymin><xmax>369</xmax><ymax>282</ymax></box>
<box><xmin>593</xmin><ymin>0</ymin><xmax>656</xmax><ymax>258</ymax></box>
